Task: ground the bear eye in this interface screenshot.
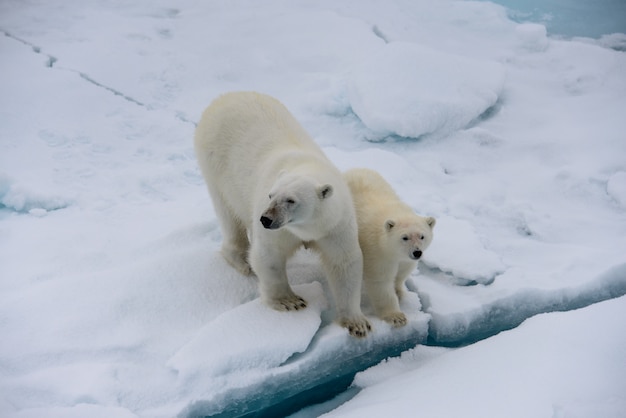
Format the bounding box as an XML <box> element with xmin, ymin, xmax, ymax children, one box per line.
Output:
<box><xmin>420</xmin><ymin>235</ymin><xmax>425</xmax><ymax>240</ymax></box>
<box><xmin>286</xmin><ymin>198</ymin><xmax>295</xmax><ymax>204</ymax></box>
<box><xmin>402</xmin><ymin>235</ymin><xmax>409</xmax><ymax>241</ymax></box>
<box><xmin>268</xmin><ymin>194</ymin><xmax>273</xmax><ymax>199</ymax></box>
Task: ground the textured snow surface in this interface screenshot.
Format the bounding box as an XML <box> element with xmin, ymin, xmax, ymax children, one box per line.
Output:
<box><xmin>1</xmin><ymin>1</ymin><xmax>625</xmax><ymax>417</ymax></box>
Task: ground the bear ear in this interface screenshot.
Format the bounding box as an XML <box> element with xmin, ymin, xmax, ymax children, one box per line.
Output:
<box><xmin>426</xmin><ymin>217</ymin><xmax>436</xmax><ymax>229</ymax></box>
<box><xmin>385</xmin><ymin>219</ymin><xmax>395</xmax><ymax>231</ymax></box>
<box><xmin>317</xmin><ymin>184</ymin><xmax>333</xmax><ymax>200</ymax></box>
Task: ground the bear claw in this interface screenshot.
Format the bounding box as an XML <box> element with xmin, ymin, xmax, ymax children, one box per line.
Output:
<box><xmin>272</xmin><ymin>296</ymin><xmax>308</xmax><ymax>311</ymax></box>
<box><xmin>341</xmin><ymin>317</ymin><xmax>372</xmax><ymax>338</ymax></box>
<box><xmin>383</xmin><ymin>312</ymin><xmax>407</xmax><ymax>328</ymax></box>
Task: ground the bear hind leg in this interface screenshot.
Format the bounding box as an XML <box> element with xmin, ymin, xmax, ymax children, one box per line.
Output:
<box><xmin>212</xmin><ymin>193</ymin><xmax>253</xmax><ymax>276</ymax></box>
<box><xmin>220</xmin><ymin>227</ymin><xmax>253</xmax><ymax>276</ymax></box>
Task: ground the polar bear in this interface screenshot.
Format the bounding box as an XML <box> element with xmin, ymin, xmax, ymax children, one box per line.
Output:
<box><xmin>194</xmin><ymin>92</ymin><xmax>371</xmax><ymax>337</ymax></box>
<box><xmin>344</xmin><ymin>168</ymin><xmax>435</xmax><ymax>327</ymax></box>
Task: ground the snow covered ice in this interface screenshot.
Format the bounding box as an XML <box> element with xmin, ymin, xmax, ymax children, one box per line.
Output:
<box><xmin>319</xmin><ymin>295</ymin><xmax>626</xmax><ymax>418</ymax></box>
<box><xmin>1</xmin><ymin>1</ymin><xmax>625</xmax><ymax>417</ymax></box>
<box><xmin>348</xmin><ymin>42</ymin><xmax>505</xmax><ymax>140</ymax></box>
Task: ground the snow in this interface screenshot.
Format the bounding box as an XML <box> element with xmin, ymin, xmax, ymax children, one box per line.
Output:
<box><xmin>348</xmin><ymin>42</ymin><xmax>505</xmax><ymax>140</ymax></box>
<box><xmin>1</xmin><ymin>0</ymin><xmax>625</xmax><ymax>417</ymax></box>
<box><xmin>168</xmin><ymin>282</ymin><xmax>327</xmax><ymax>378</ymax></box>
<box><xmin>607</xmin><ymin>171</ymin><xmax>626</xmax><ymax>207</ymax></box>
<box><xmin>420</xmin><ymin>215</ymin><xmax>506</xmax><ymax>285</ymax></box>
<box><xmin>321</xmin><ymin>295</ymin><xmax>626</xmax><ymax>418</ymax></box>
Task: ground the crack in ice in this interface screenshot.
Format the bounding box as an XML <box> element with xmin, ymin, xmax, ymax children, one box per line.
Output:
<box><xmin>2</xmin><ymin>29</ymin><xmax>57</xmax><ymax>67</ymax></box>
<box><xmin>75</xmin><ymin>70</ymin><xmax>150</xmax><ymax>109</ymax></box>
<box><xmin>1</xmin><ymin>28</ymin><xmax>196</xmax><ymax>126</ymax></box>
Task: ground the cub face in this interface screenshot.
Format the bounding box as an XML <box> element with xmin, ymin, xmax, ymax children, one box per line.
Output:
<box><xmin>259</xmin><ymin>175</ymin><xmax>333</xmax><ymax>230</ymax></box>
<box><xmin>384</xmin><ymin>216</ymin><xmax>436</xmax><ymax>260</ymax></box>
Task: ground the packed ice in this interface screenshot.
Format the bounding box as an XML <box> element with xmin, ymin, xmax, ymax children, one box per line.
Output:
<box><xmin>1</xmin><ymin>0</ymin><xmax>625</xmax><ymax>417</ymax></box>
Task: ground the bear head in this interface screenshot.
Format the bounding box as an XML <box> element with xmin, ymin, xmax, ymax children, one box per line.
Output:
<box><xmin>384</xmin><ymin>215</ymin><xmax>436</xmax><ymax>260</ymax></box>
<box><xmin>260</xmin><ymin>174</ymin><xmax>333</xmax><ymax>231</ymax></box>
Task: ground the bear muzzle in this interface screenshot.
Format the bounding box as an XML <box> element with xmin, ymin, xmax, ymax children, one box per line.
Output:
<box><xmin>260</xmin><ymin>203</ymin><xmax>292</xmax><ymax>230</ymax></box>
<box><xmin>260</xmin><ymin>215</ymin><xmax>280</xmax><ymax>229</ymax></box>
<box><xmin>410</xmin><ymin>249</ymin><xmax>423</xmax><ymax>260</ymax></box>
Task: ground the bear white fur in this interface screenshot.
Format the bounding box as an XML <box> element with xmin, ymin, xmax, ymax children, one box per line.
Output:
<box><xmin>344</xmin><ymin>168</ymin><xmax>435</xmax><ymax>327</ymax></box>
<box><xmin>194</xmin><ymin>92</ymin><xmax>371</xmax><ymax>337</ymax></box>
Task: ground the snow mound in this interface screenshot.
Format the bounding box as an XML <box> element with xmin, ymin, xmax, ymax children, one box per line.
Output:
<box><xmin>598</xmin><ymin>33</ymin><xmax>626</xmax><ymax>51</ymax></box>
<box><xmin>168</xmin><ymin>282</ymin><xmax>327</xmax><ymax>378</ymax></box>
<box><xmin>0</xmin><ymin>173</ymin><xmax>71</xmax><ymax>214</ymax></box>
<box><xmin>347</xmin><ymin>42</ymin><xmax>505</xmax><ymax>140</ymax></box>
<box><xmin>421</xmin><ymin>215</ymin><xmax>505</xmax><ymax>284</ymax></box>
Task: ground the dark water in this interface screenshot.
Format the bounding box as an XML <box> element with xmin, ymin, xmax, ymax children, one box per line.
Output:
<box><xmin>484</xmin><ymin>0</ymin><xmax>626</xmax><ymax>38</ymax></box>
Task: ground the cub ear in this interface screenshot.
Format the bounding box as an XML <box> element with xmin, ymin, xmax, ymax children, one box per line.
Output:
<box><xmin>426</xmin><ymin>217</ymin><xmax>436</xmax><ymax>229</ymax></box>
<box><xmin>317</xmin><ymin>184</ymin><xmax>333</xmax><ymax>200</ymax></box>
<box><xmin>385</xmin><ymin>219</ymin><xmax>396</xmax><ymax>231</ymax></box>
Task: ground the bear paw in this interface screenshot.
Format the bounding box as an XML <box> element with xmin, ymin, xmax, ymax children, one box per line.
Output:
<box><xmin>339</xmin><ymin>316</ymin><xmax>372</xmax><ymax>338</ymax></box>
<box><xmin>383</xmin><ymin>312</ymin><xmax>407</xmax><ymax>328</ymax></box>
<box><xmin>269</xmin><ymin>295</ymin><xmax>308</xmax><ymax>311</ymax></box>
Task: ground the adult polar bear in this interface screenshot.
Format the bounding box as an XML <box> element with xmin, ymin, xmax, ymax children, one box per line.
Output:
<box><xmin>194</xmin><ymin>92</ymin><xmax>371</xmax><ymax>337</ymax></box>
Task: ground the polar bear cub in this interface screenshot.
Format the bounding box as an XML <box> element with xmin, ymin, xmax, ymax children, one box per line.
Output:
<box><xmin>344</xmin><ymin>168</ymin><xmax>435</xmax><ymax>327</ymax></box>
<box><xmin>194</xmin><ymin>92</ymin><xmax>371</xmax><ymax>337</ymax></box>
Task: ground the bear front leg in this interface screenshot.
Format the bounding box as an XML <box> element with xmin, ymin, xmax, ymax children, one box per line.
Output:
<box><xmin>248</xmin><ymin>236</ymin><xmax>307</xmax><ymax>311</ymax></box>
<box><xmin>394</xmin><ymin>261</ymin><xmax>417</xmax><ymax>301</ymax></box>
<box><xmin>364</xmin><ymin>274</ymin><xmax>407</xmax><ymax>328</ymax></box>
<box><xmin>317</xmin><ymin>237</ymin><xmax>371</xmax><ymax>338</ymax></box>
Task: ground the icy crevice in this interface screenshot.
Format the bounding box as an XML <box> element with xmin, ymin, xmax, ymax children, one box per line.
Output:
<box><xmin>424</xmin><ymin>263</ymin><xmax>626</xmax><ymax>347</ymax></box>
<box><xmin>184</xmin><ymin>263</ymin><xmax>626</xmax><ymax>417</ymax></box>
<box><xmin>74</xmin><ymin>70</ymin><xmax>150</xmax><ymax>109</ymax></box>
<box><xmin>2</xmin><ymin>29</ymin><xmax>57</xmax><ymax>67</ymax></box>
<box><xmin>417</xmin><ymin>264</ymin><xmax>498</xmax><ymax>287</ymax></box>
<box><xmin>180</xmin><ymin>327</ymin><xmax>425</xmax><ymax>418</ymax></box>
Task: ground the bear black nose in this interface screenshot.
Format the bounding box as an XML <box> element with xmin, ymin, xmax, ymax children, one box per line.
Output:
<box><xmin>412</xmin><ymin>250</ymin><xmax>422</xmax><ymax>259</ymax></box>
<box><xmin>260</xmin><ymin>216</ymin><xmax>273</xmax><ymax>229</ymax></box>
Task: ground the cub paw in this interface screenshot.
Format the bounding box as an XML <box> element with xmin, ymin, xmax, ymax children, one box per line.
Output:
<box><xmin>269</xmin><ymin>295</ymin><xmax>308</xmax><ymax>311</ymax></box>
<box><xmin>383</xmin><ymin>312</ymin><xmax>407</xmax><ymax>328</ymax></box>
<box><xmin>339</xmin><ymin>316</ymin><xmax>372</xmax><ymax>338</ymax></box>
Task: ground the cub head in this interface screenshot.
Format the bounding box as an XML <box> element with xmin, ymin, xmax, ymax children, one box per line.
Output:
<box><xmin>384</xmin><ymin>216</ymin><xmax>436</xmax><ymax>260</ymax></box>
<box><xmin>259</xmin><ymin>174</ymin><xmax>333</xmax><ymax>230</ymax></box>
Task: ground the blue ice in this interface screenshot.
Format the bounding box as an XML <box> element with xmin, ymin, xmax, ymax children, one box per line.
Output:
<box><xmin>485</xmin><ymin>0</ymin><xmax>626</xmax><ymax>37</ymax></box>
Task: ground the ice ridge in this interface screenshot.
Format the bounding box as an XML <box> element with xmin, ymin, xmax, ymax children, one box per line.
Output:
<box><xmin>425</xmin><ymin>263</ymin><xmax>626</xmax><ymax>347</ymax></box>
<box><xmin>182</xmin><ymin>263</ymin><xmax>626</xmax><ymax>417</ymax></box>
<box><xmin>180</xmin><ymin>335</ymin><xmax>421</xmax><ymax>418</ymax></box>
